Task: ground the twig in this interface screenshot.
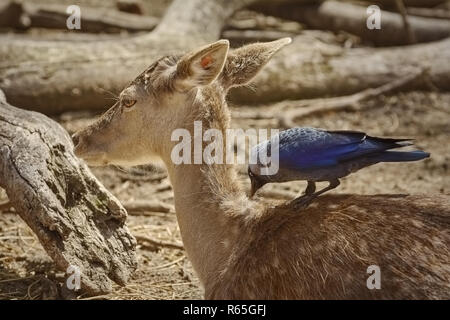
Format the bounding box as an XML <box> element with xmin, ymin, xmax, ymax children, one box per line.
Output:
<box><xmin>113</xmin><ymin>166</ymin><xmax>168</xmax><ymax>182</ymax></box>
<box><xmin>149</xmin><ymin>256</ymin><xmax>186</xmax><ymax>271</ymax></box>
<box><xmin>77</xmin><ymin>294</ymin><xmax>111</xmax><ymax>300</ymax></box>
<box><xmin>0</xmin><ymin>275</ymin><xmax>38</xmax><ymax>283</ymax></box>
<box><xmin>123</xmin><ymin>200</ymin><xmax>175</xmax><ymax>214</ymax></box>
<box><xmin>278</xmin><ymin>69</ymin><xmax>425</xmax><ymax>128</ymax></box>
<box><xmin>127</xmin><ymin>211</ymin><xmax>168</xmax><ymax>218</ymax></box>
<box><xmin>27</xmin><ymin>278</ymin><xmax>41</xmax><ymax>300</ymax></box>
<box><xmin>151</xmin><ymin>282</ymin><xmax>192</xmax><ymax>288</ymax></box>
<box><xmin>135</xmin><ymin>235</ymin><xmax>184</xmax><ymax>250</ymax></box>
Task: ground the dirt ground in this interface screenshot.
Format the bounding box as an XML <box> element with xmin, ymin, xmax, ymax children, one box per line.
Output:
<box><xmin>0</xmin><ymin>0</ymin><xmax>449</xmax><ymax>300</ymax></box>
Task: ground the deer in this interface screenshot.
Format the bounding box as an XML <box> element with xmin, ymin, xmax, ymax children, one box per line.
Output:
<box><xmin>72</xmin><ymin>38</ymin><xmax>450</xmax><ymax>299</ymax></box>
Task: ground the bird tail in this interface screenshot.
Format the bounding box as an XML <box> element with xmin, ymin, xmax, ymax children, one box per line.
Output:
<box><xmin>372</xmin><ymin>150</ymin><xmax>430</xmax><ymax>162</ymax></box>
<box><xmin>366</xmin><ymin>136</ymin><xmax>414</xmax><ymax>149</ymax></box>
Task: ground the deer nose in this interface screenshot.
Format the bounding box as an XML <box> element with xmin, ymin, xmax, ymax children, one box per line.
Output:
<box><xmin>72</xmin><ymin>132</ymin><xmax>81</xmax><ymax>148</ymax></box>
<box><xmin>72</xmin><ymin>132</ymin><xmax>81</xmax><ymax>152</ymax></box>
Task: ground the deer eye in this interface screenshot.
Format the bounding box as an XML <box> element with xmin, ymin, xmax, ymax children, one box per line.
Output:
<box><xmin>122</xmin><ymin>98</ymin><xmax>137</xmax><ymax>109</ymax></box>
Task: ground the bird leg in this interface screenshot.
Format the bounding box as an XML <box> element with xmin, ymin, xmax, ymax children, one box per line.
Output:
<box><xmin>313</xmin><ymin>179</ymin><xmax>340</xmax><ymax>198</ymax></box>
<box><xmin>304</xmin><ymin>181</ymin><xmax>316</xmax><ymax>195</ymax></box>
<box><xmin>291</xmin><ymin>181</ymin><xmax>316</xmax><ymax>208</ymax></box>
<box><xmin>292</xmin><ymin>179</ymin><xmax>340</xmax><ymax>209</ymax></box>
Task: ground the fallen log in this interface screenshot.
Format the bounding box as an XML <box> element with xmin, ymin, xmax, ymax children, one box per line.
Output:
<box><xmin>0</xmin><ymin>0</ymin><xmax>256</xmax><ymax>114</ymax></box>
<box><xmin>0</xmin><ymin>0</ymin><xmax>159</xmax><ymax>32</ymax></box>
<box><xmin>407</xmin><ymin>7</ymin><xmax>450</xmax><ymax>20</ymax></box>
<box><xmin>234</xmin><ymin>69</ymin><xmax>426</xmax><ymax>127</ymax></box>
<box><xmin>253</xmin><ymin>0</ymin><xmax>450</xmax><ymax>46</ymax></box>
<box><xmin>1</xmin><ymin>0</ymin><xmax>449</xmax><ymax>114</ymax></box>
<box><xmin>0</xmin><ymin>0</ymin><xmax>22</xmax><ymax>29</ymax></box>
<box><xmin>0</xmin><ymin>94</ymin><xmax>137</xmax><ymax>295</ymax></box>
<box><xmin>116</xmin><ymin>0</ymin><xmax>146</xmax><ymax>15</ymax></box>
<box><xmin>0</xmin><ymin>31</ymin><xmax>137</xmax><ymax>42</ymax></box>
<box><xmin>230</xmin><ymin>34</ymin><xmax>450</xmax><ymax>104</ymax></box>
<box><xmin>357</xmin><ymin>0</ymin><xmax>448</xmax><ymax>7</ymax></box>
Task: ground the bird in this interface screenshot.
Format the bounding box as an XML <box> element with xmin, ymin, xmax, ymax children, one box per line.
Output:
<box><xmin>248</xmin><ymin>127</ymin><xmax>430</xmax><ymax>206</ymax></box>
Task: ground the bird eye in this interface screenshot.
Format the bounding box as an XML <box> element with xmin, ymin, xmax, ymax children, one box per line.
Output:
<box><xmin>122</xmin><ymin>98</ymin><xmax>137</xmax><ymax>109</ymax></box>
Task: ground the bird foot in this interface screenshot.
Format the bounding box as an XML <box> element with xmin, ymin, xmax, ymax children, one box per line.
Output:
<box><xmin>291</xmin><ymin>194</ymin><xmax>315</xmax><ymax>209</ymax></box>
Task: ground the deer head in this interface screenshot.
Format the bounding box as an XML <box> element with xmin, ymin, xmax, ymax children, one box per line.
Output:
<box><xmin>73</xmin><ymin>38</ymin><xmax>292</xmax><ymax>167</ymax></box>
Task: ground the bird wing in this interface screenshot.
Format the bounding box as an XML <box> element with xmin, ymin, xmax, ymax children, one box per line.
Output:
<box><xmin>272</xmin><ymin>128</ymin><xmax>411</xmax><ymax>170</ymax></box>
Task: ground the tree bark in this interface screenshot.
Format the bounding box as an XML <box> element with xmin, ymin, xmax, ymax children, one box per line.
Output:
<box><xmin>0</xmin><ymin>95</ymin><xmax>137</xmax><ymax>295</ymax></box>
<box><xmin>253</xmin><ymin>0</ymin><xmax>450</xmax><ymax>46</ymax></box>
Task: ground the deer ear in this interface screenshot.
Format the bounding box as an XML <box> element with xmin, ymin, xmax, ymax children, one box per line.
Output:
<box><xmin>175</xmin><ymin>40</ymin><xmax>229</xmax><ymax>90</ymax></box>
<box><xmin>220</xmin><ymin>38</ymin><xmax>292</xmax><ymax>89</ymax></box>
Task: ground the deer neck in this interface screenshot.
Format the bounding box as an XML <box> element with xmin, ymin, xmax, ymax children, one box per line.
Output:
<box><xmin>165</xmin><ymin>162</ymin><xmax>243</xmax><ymax>285</ymax></box>
<box><xmin>162</xmin><ymin>87</ymin><xmax>245</xmax><ymax>286</ymax></box>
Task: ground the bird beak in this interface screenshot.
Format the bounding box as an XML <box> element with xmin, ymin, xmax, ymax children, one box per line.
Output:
<box><xmin>249</xmin><ymin>175</ymin><xmax>265</xmax><ymax>198</ymax></box>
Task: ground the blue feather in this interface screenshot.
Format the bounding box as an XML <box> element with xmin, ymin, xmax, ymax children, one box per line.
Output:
<box><xmin>370</xmin><ymin>150</ymin><xmax>430</xmax><ymax>162</ymax></box>
<box><xmin>274</xmin><ymin>128</ymin><xmax>415</xmax><ymax>170</ymax></box>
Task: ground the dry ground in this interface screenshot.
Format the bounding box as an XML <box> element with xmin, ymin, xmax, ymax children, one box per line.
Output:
<box><xmin>0</xmin><ymin>91</ymin><xmax>448</xmax><ymax>299</ymax></box>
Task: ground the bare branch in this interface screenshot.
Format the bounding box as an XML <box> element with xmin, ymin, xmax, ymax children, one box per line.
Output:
<box><xmin>135</xmin><ymin>235</ymin><xmax>184</xmax><ymax>250</ymax></box>
<box><xmin>277</xmin><ymin>69</ymin><xmax>425</xmax><ymax>127</ymax></box>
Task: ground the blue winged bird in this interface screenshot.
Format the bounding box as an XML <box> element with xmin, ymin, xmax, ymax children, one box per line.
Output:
<box><xmin>248</xmin><ymin>127</ymin><xmax>429</xmax><ymax>205</ymax></box>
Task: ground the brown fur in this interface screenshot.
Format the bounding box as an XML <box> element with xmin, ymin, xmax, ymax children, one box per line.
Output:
<box><xmin>73</xmin><ymin>39</ymin><xmax>450</xmax><ymax>299</ymax></box>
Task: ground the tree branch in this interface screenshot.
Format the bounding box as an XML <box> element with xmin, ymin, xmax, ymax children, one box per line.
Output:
<box><xmin>135</xmin><ymin>235</ymin><xmax>184</xmax><ymax>251</ymax></box>
<box><xmin>277</xmin><ymin>69</ymin><xmax>425</xmax><ymax>127</ymax></box>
